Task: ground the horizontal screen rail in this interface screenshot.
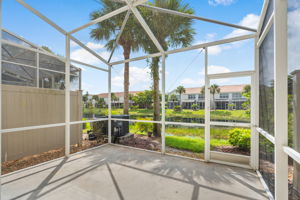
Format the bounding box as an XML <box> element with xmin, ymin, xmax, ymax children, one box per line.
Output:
<box><xmin>283</xmin><ymin>146</ymin><xmax>300</xmax><ymax>165</ymax></box>
<box><xmin>210</xmin><ymin>121</ymin><xmax>251</xmax><ymax>128</ymax></box>
<box><xmin>256</xmin><ymin>127</ymin><xmax>275</xmax><ymax>144</ymax></box>
<box><xmin>1</xmin><ymin>123</ymin><xmax>66</xmax><ymax>134</ymax></box>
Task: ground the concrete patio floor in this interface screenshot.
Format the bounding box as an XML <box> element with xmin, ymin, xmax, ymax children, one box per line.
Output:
<box><xmin>2</xmin><ymin>145</ymin><xmax>268</xmax><ymax>200</ymax></box>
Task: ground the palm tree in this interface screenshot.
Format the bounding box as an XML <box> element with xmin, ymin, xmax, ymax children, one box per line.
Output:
<box><xmin>139</xmin><ymin>0</ymin><xmax>195</xmax><ymax>136</ymax></box>
<box><xmin>90</xmin><ymin>0</ymin><xmax>144</xmax><ymax>115</ymax></box>
<box><xmin>176</xmin><ymin>86</ymin><xmax>186</xmax><ymax>107</ymax></box>
<box><xmin>210</xmin><ymin>84</ymin><xmax>220</xmax><ymax>110</ymax></box>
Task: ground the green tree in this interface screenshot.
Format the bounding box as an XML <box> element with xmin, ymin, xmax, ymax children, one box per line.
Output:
<box><xmin>132</xmin><ymin>90</ymin><xmax>153</xmax><ymax>109</ymax></box>
<box><xmin>176</xmin><ymin>86</ymin><xmax>186</xmax><ymax>107</ymax></box>
<box><xmin>90</xmin><ymin>0</ymin><xmax>144</xmax><ymax>115</ymax></box>
<box><xmin>242</xmin><ymin>85</ymin><xmax>251</xmax><ymax>110</ymax></box>
<box><xmin>139</xmin><ymin>0</ymin><xmax>194</xmax><ymax>137</ymax></box>
<box><xmin>210</xmin><ymin>84</ymin><xmax>220</xmax><ymax>110</ymax></box>
<box><xmin>92</xmin><ymin>95</ymin><xmax>99</xmax><ymax>101</ymax></box>
<box><xmin>83</xmin><ymin>92</ymin><xmax>89</xmax><ymax>107</ymax></box>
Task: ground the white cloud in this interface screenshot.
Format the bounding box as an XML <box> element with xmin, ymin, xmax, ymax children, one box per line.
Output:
<box><xmin>180</xmin><ymin>65</ymin><xmax>231</xmax><ymax>87</ymax></box>
<box><xmin>70</xmin><ymin>42</ymin><xmax>120</xmax><ymax>65</ymax></box>
<box><xmin>200</xmin><ymin>65</ymin><xmax>231</xmax><ymax>75</ymax></box>
<box><xmin>208</xmin><ymin>0</ymin><xmax>236</xmax><ymax>6</ymax></box>
<box><xmin>225</xmin><ymin>14</ymin><xmax>260</xmax><ymax>38</ymax></box>
<box><xmin>208</xmin><ymin>46</ymin><xmax>222</xmax><ymax>55</ymax></box>
<box><xmin>112</xmin><ymin>66</ymin><xmax>152</xmax><ymax>90</ymax></box>
<box><xmin>180</xmin><ymin>78</ymin><xmax>204</xmax><ymax>86</ymax></box>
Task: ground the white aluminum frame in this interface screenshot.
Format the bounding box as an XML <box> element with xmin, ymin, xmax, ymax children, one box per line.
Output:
<box><xmin>6</xmin><ymin>0</ymin><xmax>297</xmax><ymax>199</ymax></box>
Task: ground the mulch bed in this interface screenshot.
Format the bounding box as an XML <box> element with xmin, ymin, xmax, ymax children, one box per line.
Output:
<box><xmin>213</xmin><ymin>146</ymin><xmax>250</xmax><ymax>156</ymax></box>
<box><xmin>2</xmin><ymin>140</ymin><xmax>106</xmax><ymax>175</ymax></box>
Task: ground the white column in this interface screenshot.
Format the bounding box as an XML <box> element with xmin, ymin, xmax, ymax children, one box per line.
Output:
<box><xmin>0</xmin><ymin>0</ymin><xmax>2</xmax><ymax>196</ymax></box>
<box><xmin>274</xmin><ymin>0</ymin><xmax>288</xmax><ymax>199</ymax></box>
<box><xmin>36</xmin><ymin>52</ymin><xmax>39</xmax><ymax>88</ymax></box>
<box><xmin>108</xmin><ymin>65</ymin><xmax>112</xmax><ymax>143</ymax></box>
<box><xmin>65</xmin><ymin>34</ymin><xmax>71</xmax><ymax>156</ymax></box>
<box><xmin>161</xmin><ymin>54</ymin><xmax>166</xmax><ymax>154</ymax></box>
<box><xmin>250</xmin><ymin>37</ymin><xmax>259</xmax><ymax>170</ymax></box>
<box><xmin>204</xmin><ymin>47</ymin><xmax>210</xmax><ymax>161</ymax></box>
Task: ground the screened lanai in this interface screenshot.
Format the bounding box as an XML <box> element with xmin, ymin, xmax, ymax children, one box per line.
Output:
<box><xmin>0</xmin><ymin>0</ymin><xmax>299</xmax><ymax>199</ymax></box>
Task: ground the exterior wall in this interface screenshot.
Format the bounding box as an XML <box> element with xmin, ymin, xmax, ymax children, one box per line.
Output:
<box><xmin>2</xmin><ymin>85</ymin><xmax>82</xmax><ymax>161</ymax></box>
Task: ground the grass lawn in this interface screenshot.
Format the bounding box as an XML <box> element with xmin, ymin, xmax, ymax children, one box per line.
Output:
<box><xmin>165</xmin><ymin>136</ymin><xmax>229</xmax><ymax>153</ymax></box>
<box><xmin>83</xmin><ymin>108</ymin><xmax>250</xmax><ymax>122</ymax></box>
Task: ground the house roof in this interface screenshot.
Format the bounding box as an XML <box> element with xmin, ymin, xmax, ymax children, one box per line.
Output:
<box><xmin>96</xmin><ymin>84</ymin><xmax>247</xmax><ymax>98</ymax></box>
<box><xmin>183</xmin><ymin>84</ymin><xmax>247</xmax><ymax>94</ymax></box>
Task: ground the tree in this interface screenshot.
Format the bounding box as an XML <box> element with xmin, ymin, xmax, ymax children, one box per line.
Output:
<box><xmin>92</xmin><ymin>95</ymin><xmax>99</xmax><ymax>101</ymax></box>
<box><xmin>132</xmin><ymin>90</ymin><xmax>153</xmax><ymax>109</ymax></box>
<box><xmin>210</xmin><ymin>84</ymin><xmax>220</xmax><ymax>110</ymax></box>
<box><xmin>169</xmin><ymin>94</ymin><xmax>178</xmax><ymax>102</ymax></box>
<box><xmin>83</xmin><ymin>92</ymin><xmax>89</xmax><ymax>107</ymax></box>
<box><xmin>242</xmin><ymin>85</ymin><xmax>251</xmax><ymax>110</ymax></box>
<box><xmin>138</xmin><ymin>0</ymin><xmax>194</xmax><ymax>137</ymax></box>
<box><xmin>176</xmin><ymin>86</ymin><xmax>186</xmax><ymax>107</ymax></box>
<box><xmin>90</xmin><ymin>0</ymin><xmax>144</xmax><ymax>115</ymax></box>
<box><xmin>41</xmin><ymin>46</ymin><xmax>54</xmax><ymax>53</ymax></box>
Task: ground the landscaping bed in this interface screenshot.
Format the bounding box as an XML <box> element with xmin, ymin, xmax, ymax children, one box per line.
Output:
<box><xmin>2</xmin><ymin>140</ymin><xmax>106</xmax><ymax>175</ymax></box>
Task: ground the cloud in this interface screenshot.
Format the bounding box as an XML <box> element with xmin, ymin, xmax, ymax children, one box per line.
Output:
<box><xmin>208</xmin><ymin>0</ymin><xmax>236</xmax><ymax>6</ymax></box>
<box><xmin>180</xmin><ymin>78</ymin><xmax>204</xmax><ymax>86</ymax></box>
<box><xmin>112</xmin><ymin>66</ymin><xmax>152</xmax><ymax>90</ymax></box>
<box><xmin>225</xmin><ymin>14</ymin><xmax>260</xmax><ymax>38</ymax></box>
<box><xmin>71</xmin><ymin>42</ymin><xmax>119</xmax><ymax>65</ymax></box>
<box><xmin>180</xmin><ymin>65</ymin><xmax>231</xmax><ymax>87</ymax></box>
<box><xmin>200</xmin><ymin>65</ymin><xmax>231</xmax><ymax>75</ymax></box>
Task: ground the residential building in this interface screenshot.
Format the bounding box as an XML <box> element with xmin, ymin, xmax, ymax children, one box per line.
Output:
<box><xmin>95</xmin><ymin>84</ymin><xmax>248</xmax><ymax>110</ymax></box>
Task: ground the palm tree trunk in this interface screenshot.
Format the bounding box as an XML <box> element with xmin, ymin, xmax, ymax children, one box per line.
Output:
<box><xmin>123</xmin><ymin>45</ymin><xmax>131</xmax><ymax>115</ymax></box>
<box><xmin>152</xmin><ymin>57</ymin><xmax>161</xmax><ymax>137</ymax></box>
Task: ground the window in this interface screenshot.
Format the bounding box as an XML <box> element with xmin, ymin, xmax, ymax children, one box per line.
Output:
<box><xmin>219</xmin><ymin>93</ymin><xmax>229</xmax><ymax>99</ymax></box>
<box><xmin>188</xmin><ymin>94</ymin><xmax>196</xmax><ymax>100</ymax></box>
<box><xmin>198</xmin><ymin>94</ymin><xmax>204</xmax><ymax>99</ymax></box>
<box><xmin>232</xmin><ymin>92</ymin><xmax>242</xmax><ymax>99</ymax></box>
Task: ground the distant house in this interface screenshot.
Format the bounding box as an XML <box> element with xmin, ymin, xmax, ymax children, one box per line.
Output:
<box><xmin>95</xmin><ymin>84</ymin><xmax>248</xmax><ymax>110</ymax></box>
<box><xmin>167</xmin><ymin>85</ymin><xmax>247</xmax><ymax>110</ymax></box>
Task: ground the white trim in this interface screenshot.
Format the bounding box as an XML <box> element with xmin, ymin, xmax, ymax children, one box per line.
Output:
<box><xmin>0</xmin><ymin>0</ymin><xmax>2</xmax><ymax>192</ymax></box>
<box><xmin>110</xmin><ymin>52</ymin><xmax>162</xmax><ymax>65</ymax></box>
<box><xmin>70</xmin><ymin>118</ymin><xmax>108</xmax><ymax>125</ymax></box>
<box><xmin>141</xmin><ymin>4</ymin><xmax>257</xmax><ymax>32</ymax></box>
<box><xmin>65</xmin><ymin>34</ymin><xmax>71</xmax><ymax>157</ymax></box>
<box><xmin>208</xmin><ymin>70</ymin><xmax>255</xmax><ymax>79</ymax></box>
<box><xmin>1</xmin><ymin>123</ymin><xmax>66</xmax><ymax>134</ymax></box>
<box><xmin>257</xmin><ymin>127</ymin><xmax>275</xmax><ymax>144</ymax></box>
<box><xmin>68</xmin><ymin>6</ymin><xmax>129</xmax><ymax>35</ymax></box>
<box><xmin>166</xmin><ymin>34</ymin><xmax>256</xmax><ymax>55</ymax></box>
<box><xmin>16</xmin><ymin>0</ymin><xmax>66</xmax><ymax>35</ymax></box>
<box><xmin>161</xmin><ymin>54</ymin><xmax>166</xmax><ymax>154</ymax></box>
<box><xmin>165</xmin><ymin>121</ymin><xmax>205</xmax><ymax>127</ymax></box>
<box><xmin>283</xmin><ymin>146</ymin><xmax>300</xmax><ymax>165</ymax></box>
<box><xmin>256</xmin><ymin>170</ymin><xmax>274</xmax><ymax>200</ymax></box>
<box><xmin>257</xmin><ymin>0</ymin><xmax>270</xmax><ymax>35</ymax></box>
<box><xmin>108</xmin><ymin>66</ymin><xmax>112</xmax><ymax>144</ymax></box>
<box><xmin>210</xmin><ymin>121</ymin><xmax>251</xmax><ymax>128</ymax></box>
<box><xmin>274</xmin><ymin>0</ymin><xmax>288</xmax><ymax>198</ymax></box>
<box><xmin>69</xmin><ymin>36</ymin><xmax>108</xmax><ymax>65</ymax></box>
<box><xmin>111</xmin><ymin>118</ymin><xmax>162</xmax><ymax>124</ymax></box>
<box><xmin>257</xmin><ymin>12</ymin><xmax>274</xmax><ymax>47</ymax></box>
<box><xmin>71</xmin><ymin>59</ymin><xmax>108</xmax><ymax>72</ymax></box>
<box><xmin>108</xmin><ymin>11</ymin><xmax>131</xmax><ymax>63</ymax></box>
<box><xmin>205</xmin><ymin>47</ymin><xmax>210</xmax><ymax>161</ymax></box>
<box><xmin>124</xmin><ymin>0</ymin><xmax>164</xmax><ymax>53</ymax></box>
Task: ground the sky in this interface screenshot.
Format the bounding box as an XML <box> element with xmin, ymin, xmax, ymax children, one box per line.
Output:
<box><xmin>3</xmin><ymin>0</ymin><xmax>266</xmax><ymax>94</ymax></box>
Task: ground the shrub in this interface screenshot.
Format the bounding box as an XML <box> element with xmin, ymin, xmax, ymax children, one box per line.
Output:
<box><xmin>131</xmin><ymin>105</ymin><xmax>139</xmax><ymax>110</ymax></box>
<box><xmin>229</xmin><ymin>128</ymin><xmax>251</xmax><ymax>150</ymax></box>
<box><xmin>191</xmin><ymin>104</ymin><xmax>198</xmax><ymax>111</ymax></box>
<box><xmin>173</xmin><ymin>105</ymin><xmax>182</xmax><ymax>112</ymax></box>
<box><xmin>135</xmin><ymin>119</ymin><xmax>153</xmax><ymax>135</ymax></box>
